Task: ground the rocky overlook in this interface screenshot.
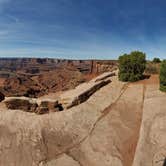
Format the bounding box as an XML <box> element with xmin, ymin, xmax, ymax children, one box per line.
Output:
<box><xmin>0</xmin><ymin>68</ymin><xmax>165</xmax><ymax>166</ymax></box>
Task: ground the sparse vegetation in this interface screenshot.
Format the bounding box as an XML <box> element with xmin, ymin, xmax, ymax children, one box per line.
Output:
<box><xmin>160</xmin><ymin>60</ymin><xmax>166</xmax><ymax>92</ymax></box>
<box><xmin>145</xmin><ymin>61</ymin><xmax>160</xmax><ymax>74</ymax></box>
<box><xmin>118</xmin><ymin>51</ymin><xmax>146</xmax><ymax>82</ymax></box>
<box><xmin>152</xmin><ymin>57</ymin><xmax>161</xmax><ymax>63</ymax></box>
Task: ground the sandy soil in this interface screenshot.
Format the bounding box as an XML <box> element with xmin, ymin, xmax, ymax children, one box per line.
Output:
<box><xmin>131</xmin><ymin>74</ymin><xmax>159</xmax><ymax>85</ymax></box>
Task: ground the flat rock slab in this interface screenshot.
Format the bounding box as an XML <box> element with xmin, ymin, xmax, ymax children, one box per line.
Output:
<box><xmin>59</xmin><ymin>71</ymin><xmax>116</xmax><ymax>109</ymax></box>
<box><xmin>67</xmin><ymin>84</ymin><xmax>144</xmax><ymax>166</ymax></box>
<box><xmin>133</xmin><ymin>85</ymin><xmax>166</xmax><ymax>166</ymax></box>
<box><xmin>92</xmin><ymin>71</ymin><xmax>116</xmax><ymax>82</ymax></box>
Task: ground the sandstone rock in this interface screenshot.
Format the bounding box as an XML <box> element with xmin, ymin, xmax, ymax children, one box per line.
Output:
<box><xmin>90</xmin><ymin>60</ymin><xmax>118</xmax><ymax>73</ymax></box>
<box><xmin>4</xmin><ymin>97</ymin><xmax>38</xmax><ymax>112</ymax></box>
<box><xmin>133</xmin><ymin>84</ymin><xmax>166</xmax><ymax>166</ymax></box>
<box><xmin>0</xmin><ymin>76</ymin><xmax>144</xmax><ymax>166</ymax></box>
<box><xmin>0</xmin><ymin>75</ymin><xmax>125</xmax><ymax>166</ymax></box>
<box><xmin>67</xmin><ymin>84</ymin><xmax>144</xmax><ymax>166</ymax></box>
<box><xmin>59</xmin><ymin>72</ymin><xmax>115</xmax><ymax>109</ymax></box>
<box><xmin>1</xmin><ymin>73</ymin><xmax>162</xmax><ymax>166</ymax></box>
<box><xmin>93</xmin><ymin>71</ymin><xmax>116</xmax><ymax>82</ymax></box>
<box><xmin>39</xmin><ymin>100</ymin><xmax>59</xmax><ymax>109</ymax></box>
<box><xmin>36</xmin><ymin>99</ymin><xmax>60</xmax><ymax>114</ymax></box>
<box><xmin>45</xmin><ymin>154</ymin><xmax>80</xmax><ymax>166</ymax></box>
<box><xmin>4</xmin><ymin>97</ymin><xmax>61</xmax><ymax>114</ymax></box>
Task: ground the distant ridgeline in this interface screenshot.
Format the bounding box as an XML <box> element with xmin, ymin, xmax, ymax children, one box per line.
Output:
<box><xmin>0</xmin><ymin>58</ymin><xmax>118</xmax><ymax>75</ymax></box>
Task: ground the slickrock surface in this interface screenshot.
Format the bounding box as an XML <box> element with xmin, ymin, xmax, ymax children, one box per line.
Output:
<box><xmin>0</xmin><ymin>73</ymin><xmax>165</xmax><ymax>166</ymax></box>
<box><xmin>0</xmin><ymin>74</ymin><xmax>126</xmax><ymax>166</ymax></box>
<box><xmin>133</xmin><ymin>78</ymin><xmax>166</xmax><ymax>166</ymax></box>
<box><xmin>66</xmin><ymin>83</ymin><xmax>144</xmax><ymax>166</ymax></box>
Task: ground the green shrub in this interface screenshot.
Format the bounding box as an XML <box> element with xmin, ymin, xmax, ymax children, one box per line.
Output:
<box><xmin>152</xmin><ymin>57</ymin><xmax>161</xmax><ymax>63</ymax></box>
<box><xmin>118</xmin><ymin>51</ymin><xmax>146</xmax><ymax>82</ymax></box>
<box><xmin>160</xmin><ymin>60</ymin><xmax>166</xmax><ymax>92</ymax></box>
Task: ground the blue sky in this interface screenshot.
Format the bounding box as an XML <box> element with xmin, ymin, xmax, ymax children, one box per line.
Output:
<box><xmin>0</xmin><ymin>0</ymin><xmax>166</xmax><ymax>59</ymax></box>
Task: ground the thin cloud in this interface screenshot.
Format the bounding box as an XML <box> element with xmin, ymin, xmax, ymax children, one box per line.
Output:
<box><xmin>6</xmin><ymin>14</ymin><xmax>20</xmax><ymax>23</ymax></box>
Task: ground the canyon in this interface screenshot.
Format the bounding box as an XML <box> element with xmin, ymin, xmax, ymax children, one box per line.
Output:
<box><xmin>0</xmin><ymin>58</ymin><xmax>117</xmax><ymax>97</ymax></box>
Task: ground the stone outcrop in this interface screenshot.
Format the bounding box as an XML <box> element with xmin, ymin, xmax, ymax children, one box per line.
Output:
<box><xmin>93</xmin><ymin>71</ymin><xmax>116</xmax><ymax>82</ymax></box>
<box><xmin>0</xmin><ymin>74</ymin><xmax>126</xmax><ymax>166</ymax></box>
<box><xmin>4</xmin><ymin>72</ymin><xmax>116</xmax><ymax>113</ymax></box>
<box><xmin>59</xmin><ymin>71</ymin><xmax>115</xmax><ymax>109</ymax></box>
<box><xmin>36</xmin><ymin>99</ymin><xmax>62</xmax><ymax>114</ymax></box>
<box><xmin>93</xmin><ymin>60</ymin><xmax>118</xmax><ymax>73</ymax></box>
<box><xmin>5</xmin><ymin>97</ymin><xmax>38</xmax><ymax>112</ymax></box>
<box><xmin>4</xmin><ymin>97</ymin><xmax>60</xmax><ymax>114</ymax></box>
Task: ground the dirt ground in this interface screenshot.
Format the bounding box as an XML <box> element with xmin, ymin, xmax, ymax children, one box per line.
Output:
<box><xmin>131</xmin><ymin>74</ymin><xmax>159</xmax><ymax>85</ymax></box>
